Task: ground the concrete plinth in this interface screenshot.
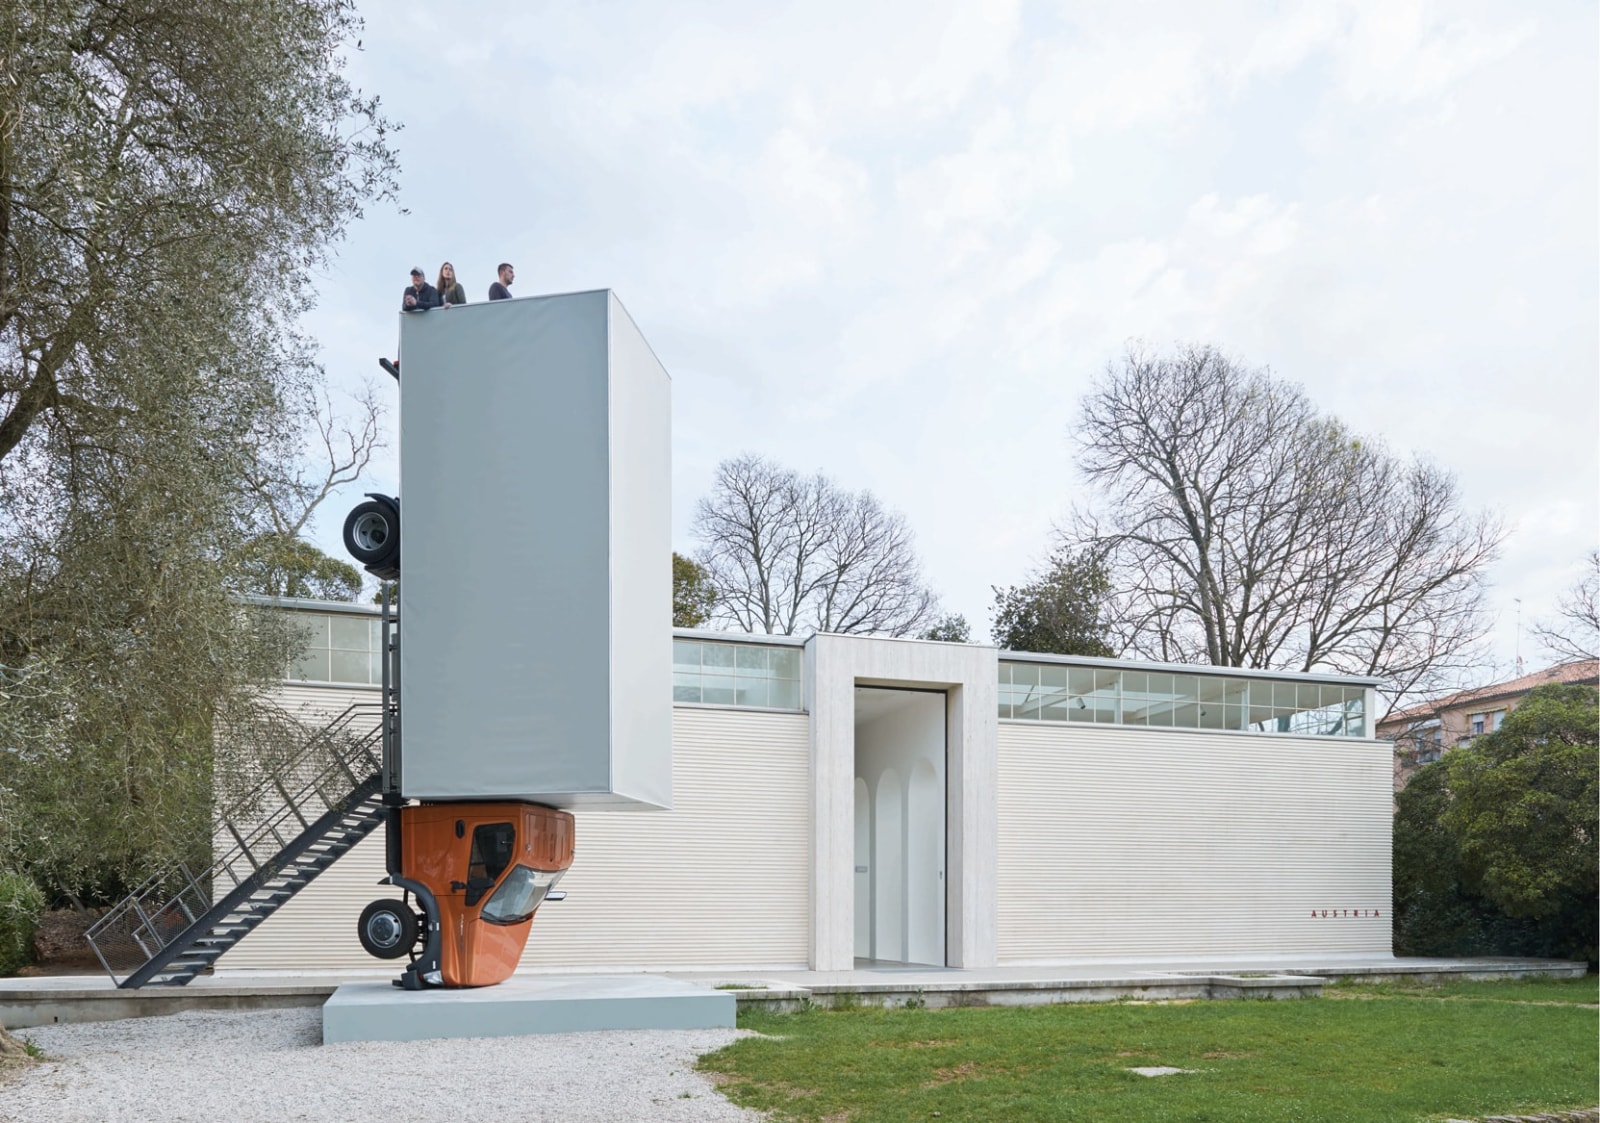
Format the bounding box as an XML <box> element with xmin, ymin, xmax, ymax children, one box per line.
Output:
<box><xmin>321</xmin><ymin>974</ymin><xmax>735</xmax><ymax>1044</ymax></box>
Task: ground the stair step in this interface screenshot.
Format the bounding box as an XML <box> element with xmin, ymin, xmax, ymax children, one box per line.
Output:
<box><xmin>97</xmin><ymin>753</ymin><xmax>385</xmax><ymax>990</ymax></box>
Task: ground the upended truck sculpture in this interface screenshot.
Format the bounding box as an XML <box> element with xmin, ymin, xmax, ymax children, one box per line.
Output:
<box><xmin>340</xmin><ymin>289</ymin><xmax>672</xmax><ymax>989</ymax></box>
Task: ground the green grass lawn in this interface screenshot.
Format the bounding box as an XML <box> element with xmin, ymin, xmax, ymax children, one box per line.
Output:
<box><xmin>1326</xmin><ymin>974</ymin><xmax>1599</xmax><ymax>1005</ymax></box>
<box><xmin>699</xmin><ymin>975</ymin><xmax>1598</xmax><ymax>1122</ymax></box>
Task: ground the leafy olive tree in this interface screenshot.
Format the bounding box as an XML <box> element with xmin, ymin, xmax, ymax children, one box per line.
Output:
<box><xmin>1068</xmin><ymin>344</ymin><xmax>1501</xmax><ymax>709</ymax></box>
<box><xmin>0</xmin><ymin>0</ymin><xmax>397</xmax><ymax>902</ymax></box>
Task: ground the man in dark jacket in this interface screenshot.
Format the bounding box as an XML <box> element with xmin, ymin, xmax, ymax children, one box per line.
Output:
<box><xmin>488</xmin><ymin>262</ymin><xmax>514</xmax><ymax>301</ymax></box>
<box><xmin>402</xmin><ymin>267</ymin><xmax>439</xmax><ymax>312</ymax></box>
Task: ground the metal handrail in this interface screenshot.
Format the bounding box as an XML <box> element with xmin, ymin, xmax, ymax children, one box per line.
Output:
<box><xmin>85</xmin><ymin>710</ymin><xmax>384</xmax><ymax>983</ymax></box>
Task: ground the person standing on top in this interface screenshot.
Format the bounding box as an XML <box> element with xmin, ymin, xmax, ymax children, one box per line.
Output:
<box><xmin>488</xmin><ymin>263</ymin><xmax>514</xmax><ymax>301</ymax></box>
<box><xmin>402</xmin><ymin>267</ymin><xmax>439</xmax><ymax>312</ymax></box>
<box><xmin>380</xmin><ymin>267</ymin><xmax>440</xmax><ymax>379</ymax></box>
<box><xmin>435</xmin><ymin>262</ymin><xmax>466</xmax><ymax>307</ymax></box>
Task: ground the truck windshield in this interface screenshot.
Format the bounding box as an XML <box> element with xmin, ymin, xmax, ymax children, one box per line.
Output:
<box><xmin>480</xmin><ymin>866</ymin><xmax>564</xmax><ymax>926</ymax></box>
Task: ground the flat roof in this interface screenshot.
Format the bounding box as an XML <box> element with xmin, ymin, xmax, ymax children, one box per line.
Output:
<box><xmin>245</xmin><ymin>595</ymin><xmax>380</xmax><ymax>616</ymax></box>
<box><xmin>672</xmin><ymin>627</ymin><xmax>808</xmax><ymax>647</ymax></box>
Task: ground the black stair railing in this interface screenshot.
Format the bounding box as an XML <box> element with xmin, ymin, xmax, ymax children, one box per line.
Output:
<box><xmin>85</xmin><ymin>703</ymin><xmax>386</xmax><ymax>988</ymax></box>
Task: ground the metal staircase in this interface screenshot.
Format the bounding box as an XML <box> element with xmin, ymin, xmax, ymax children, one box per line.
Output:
<box><xmin>85</xmin><ymin>703</ymin><xmax>386</xmax><ymax>988</ymax></box>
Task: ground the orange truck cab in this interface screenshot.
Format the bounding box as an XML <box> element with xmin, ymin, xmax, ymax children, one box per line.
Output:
<box><xmin>356</xmin><ymin>801</ymin><xmax>574</xmax><ymax>988</ymax></box>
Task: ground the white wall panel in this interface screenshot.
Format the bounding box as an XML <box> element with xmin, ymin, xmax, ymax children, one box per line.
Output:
<box><xmin>271</xmin><ymin>683</ymin><xmax>381</xmax><ymax>727</ymax></box>
<box><xmin>996</xmin><ymin>723</ymin><xmax>1392</xmax><ymax>961</ymax></box>
<box><xmin>222</xmin><ymin>708</ymin><xmax>808</xmax><ymax>972</ymax></box>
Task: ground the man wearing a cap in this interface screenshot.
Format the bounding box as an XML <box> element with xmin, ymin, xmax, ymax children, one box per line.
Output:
<box><xmin>401</xmin><ymin>267</ymin><xmax>440</xmax><ymax>312</ymax></box>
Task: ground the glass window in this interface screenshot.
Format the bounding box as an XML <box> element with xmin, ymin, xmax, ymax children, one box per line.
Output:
<box><xmin>291</xmin><ymin>647</ymin><xmax>329</xmax><ymax>682</ymax></box>
<box><xmin>330</xmin><ymin>616</ymin><xmax>370</xmax><ymax>651</ymax></box>
<box><xmin>466</xmin><ymin>822</ymin><xmax>515</xmax><ymax>907</ymax></box>
<box><xmin>296</xmin><ymin>614</ymin><xmax>330</xmax><ymax>649</ymax></box>
<box><xmin>1040</xmin><ymin>690</ymin><xmax>1074</xmax><ymax>722</ymax></box>
<box><xmin>480</xmin><ymin>865</ymin><xmax>564</xmax><ymax>926</ymax></box>
<box><xmin>285</xmin><ymin>611</ymin><xmax>381</xmax><ymax>683</ymax></box>
<box><xmin>702</xmin><ymin>674</ymin><xmax>737</xmax><ymax>705</ymax></box>
<box><xmin>997</xmin><ymin>663</ymin><xmax>1370</xmax><ymax>738</ymax></box>
<box><xmin>770</xmin><ymin>648</ymin><xmax>801</xmax><ymax>679</ymax></box>
<box><xmin>1146</xmin><ymin>674</ymin><xmax>1175</xmax><ymax>727</ymax></box>
<box><xmin>1345</xmin><ymin>698</ymin><xmax>1366</xmax><ymax>737</ymax></box>
<box><xmin>670</xmin><ymin>639</ymin><xmax>805</xmax><ymax>711</ymax></box>
<box><xmin>330</xmin><ymin>649</ymin><xmax>371</xmax><ymax>684</ymax></box>
<box><xmin>769</xmin><ymin>678</ymin><xmax>802</xmax><ymax>710</ymax></box>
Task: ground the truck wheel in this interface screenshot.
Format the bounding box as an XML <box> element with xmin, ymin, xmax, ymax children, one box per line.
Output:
<box><xmin>358</xmin><ymin>898</ymin><xmax>418</xmax><ymax>960</ymax></box>
<box><xmin>343</xmin><ymin>497</ymin><xmax>399</xmax><ymax>577</ymax></box>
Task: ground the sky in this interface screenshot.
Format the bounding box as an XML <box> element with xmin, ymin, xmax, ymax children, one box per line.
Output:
<box><xmin>300</xmin><ymin>0</ymin><xmax>1598</xmax><ymax>684</ymax></box>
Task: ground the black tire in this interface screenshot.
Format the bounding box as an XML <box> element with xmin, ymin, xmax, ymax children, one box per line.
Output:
<box><xmin>357</xmin><ymin>898</ymin><xmax>419</xmax><ymax>960</ymax></box>
<box><xmin>343</xmin><ymin>497</ymin><xmax>399</xmax><ymax>578</ymax></box>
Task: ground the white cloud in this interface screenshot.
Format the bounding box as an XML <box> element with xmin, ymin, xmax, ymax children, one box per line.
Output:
<box><xmin>302</xmin><ymin>0</ymin><xmax>1595</xmax><ymax>664</ymax></box>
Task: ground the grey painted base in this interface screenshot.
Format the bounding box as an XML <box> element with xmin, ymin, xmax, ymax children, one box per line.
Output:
<box><xmin>320</xmin><ymin>974</ymin><xmax>736</xmax><ymax>1044</ymax></box>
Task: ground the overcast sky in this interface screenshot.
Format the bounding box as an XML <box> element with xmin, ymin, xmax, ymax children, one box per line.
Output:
<box><xmin>302</xmin><ymin>0</ymin><xmax>1598</xmax><ymax>683</ymax></box>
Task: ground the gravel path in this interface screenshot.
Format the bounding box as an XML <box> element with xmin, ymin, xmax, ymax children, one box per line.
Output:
<box><xmin>0</xmin><ymin>1009</ymin><xmax>765</xmax><ymax>1123</ymax></box>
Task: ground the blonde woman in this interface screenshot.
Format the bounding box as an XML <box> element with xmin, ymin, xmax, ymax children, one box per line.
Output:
<box><xmin>435</xmin><ymin>261</ymin><xmax>467</xmax><ymax>307</ymax></box>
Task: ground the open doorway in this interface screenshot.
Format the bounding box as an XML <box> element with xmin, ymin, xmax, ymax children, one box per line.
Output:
<box><xmin>853</xmin><ymin>687</ymin><xmax>946</xmax><ymax>966</ymax></box>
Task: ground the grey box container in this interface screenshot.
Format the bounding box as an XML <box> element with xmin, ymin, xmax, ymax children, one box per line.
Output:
<box><xmin>397</xmin><ymin>290</ymin><xmax>671</xmax><ymax>809</ymax></box>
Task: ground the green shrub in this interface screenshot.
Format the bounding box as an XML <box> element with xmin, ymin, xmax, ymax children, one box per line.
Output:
<box><xmin>1395</xmin><ymin>684</ymin><xmax>1599</xmax><ymax>966</ymax></box>
<box><xmin>0</xmin><ymin>872</ymin><xmax>45</xmax><ymax>976</ymax></box>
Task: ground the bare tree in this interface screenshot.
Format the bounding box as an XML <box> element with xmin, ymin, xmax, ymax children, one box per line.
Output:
<box><xmin>693</xmin><ymin>454</ymin><xmax>937</xmax><ymax>637</ymax></box>
<box><xmin>248</xmin><ymin>382</ymin><xmax>387</xmax><ymax>541</ymax></box>
<box><xmin>1532</xmin><ymin>552</ymin><xmax>1600</xmax><ymax>663</ymax></box>
<box><xmin>1068</xmin><ymin>344</ymin><xmax>1503</xmax><ymax>712</ymax></box>
<box><xmin>225</xmin><ymin>381</ymin><xmax>386</xmax><ymax>601</ymax></box>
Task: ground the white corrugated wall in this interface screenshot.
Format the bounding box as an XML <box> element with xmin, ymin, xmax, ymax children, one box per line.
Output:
<box><xmin>996</xmin><ymin>722</ymin><xmax>1393</xmax><ymax>962</ymax></box>
<box><xmin>221</xmin><ymin>706</ymin><xmax>810</xmax><ymax>972</ymax></box>
<box><xmin>271</xmin><ymin>683</ymin><xmax>382</xmax><ymax>727</ymax></box>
